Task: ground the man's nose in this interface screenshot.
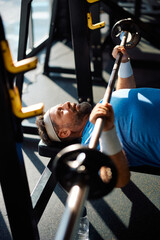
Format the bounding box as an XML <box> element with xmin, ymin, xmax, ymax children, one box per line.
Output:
<box><xmin>63</xmin><ymin>101</ymin><xmax>71</xmax><ymax>109</ymax></box>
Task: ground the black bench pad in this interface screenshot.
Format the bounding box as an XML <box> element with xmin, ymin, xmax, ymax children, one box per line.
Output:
<box><xmin>38</xmin><ymin>139</ymin><xmax>81</xmax><ymax>158</ymax></box>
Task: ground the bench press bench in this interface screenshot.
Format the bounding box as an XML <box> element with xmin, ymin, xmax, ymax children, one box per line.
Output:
<box><xmin>38</xmin><ymin>138</ymin><xmax>81</xmax><ymax>159</ymax></box>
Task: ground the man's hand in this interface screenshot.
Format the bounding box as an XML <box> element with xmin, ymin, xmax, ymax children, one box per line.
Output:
<box><xmin>112</xmin><ymin>45</ymin><xmax>129</xmax><ymax>63</ymax></box>
<box><xmin>89</xmin><ymin>103</ymin><xmax>114</xmax><ymax>131</ymax></box>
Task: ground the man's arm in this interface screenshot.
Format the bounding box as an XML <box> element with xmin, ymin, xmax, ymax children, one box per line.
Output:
<box><xmin>112</xmin><ymin>46</ymin><xmax>136</xmax><ymax>90</ymax></box>
<box><xmin>100</xmin><ymin>130</ymin><xmax>130</xmax><ymax>188</ymax></box>
<box><xmin>89</xmin><ymin>103</ymin><xmax>130</xmax><ymax>188</ymax></box>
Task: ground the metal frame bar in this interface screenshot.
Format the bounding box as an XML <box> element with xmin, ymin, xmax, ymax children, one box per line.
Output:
<box><xmin>68</xmin><ymin>0</ymin><xmax>93</xmax><ymax>104</ymax></box>
<box><xmin>16</xmin><ymin>0</ymin><xmax>32</xmax><ymax>97</ymax></box>
<box><xmin>31</xmin><ymin>160</ymin><xmax>57</xmax><ymax>224</ymax></box>
<box><xmin>28</xmin><ymin>6</ymin><xmax>34</xmax><ymax>50</ymax></box>
<box><xmin>90</xmin><ymin>2</ymin><xmax>103</xmax><ymax>81</ymax></box>
<box><xmin>0</xmin><ymin>18</ymin><xmax>39</xmax><ymax>239</ymax></box>
<box><xmin>44</xmin><ymin>0</ymin><xmax>59</xmax><ymax>74</ymax></box>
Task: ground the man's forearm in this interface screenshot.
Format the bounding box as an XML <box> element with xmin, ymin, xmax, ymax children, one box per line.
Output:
<box><xmin>108</xmin><ymin>151</ymin><xmax>130</xmax><ymax>188</ymax></box>
<box><xmin>100</xmin><ymin>127</ymin><xmax>130</xmax><ymax>188</ymax></box>
<box><xmin>116</xmin><ymin>75</ymin><xmax>136</xmax><ymax>90</ymax></box>
<box><xmin>116</xmin><ymin>60</ymin><xmax>136</xmax><ymax>90</ymax></box>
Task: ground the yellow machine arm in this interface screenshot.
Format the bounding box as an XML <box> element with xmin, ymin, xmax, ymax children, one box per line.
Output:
<box><xmin>0</xmin><ymin>40</ymin><xmax>38</xmax><ymax>74</ymax></box>
<box><xmin>9</xmin><ymin>86</ymin><xmax>44</xmax><ymax>119</ymax></box>
<box><xmin>0</xmin><ymin>39</ymin><xmax>44</xmax><ymax>118</ymax></box>
<box><xmin>87</xmin><ymin>0</ymin><xmax>99</xmax><ymax>3</ymax></box>
<box><xmin>87</xmin><ymin>12</ymin><xmax>105</xmax><ymax>30</ymax></box>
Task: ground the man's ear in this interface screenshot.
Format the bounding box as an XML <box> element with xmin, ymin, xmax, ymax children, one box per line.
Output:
<box><xmin>58</xmin><ymin>128</ymin><xmax>71</xmax><ymax>139</ymax></box>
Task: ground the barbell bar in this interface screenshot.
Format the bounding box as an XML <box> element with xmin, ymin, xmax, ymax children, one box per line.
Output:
<box><xmin>89</xmin><ymin>18</ymin><xmax>141</xmax><ymax>149</ymax></box>
<box><xmin>54</xmin><ymin>18</ymin><xmax>141</xmax><ymax>240</ymax></box>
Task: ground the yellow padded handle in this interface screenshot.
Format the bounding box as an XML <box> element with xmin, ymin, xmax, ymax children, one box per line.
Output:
<box><xmin>9</xmin><ymin>86</ymin><xmax>44</xmax><ymax>119</ymax></box>
<box><xmin>0</xmin><ymin>40</ymin><xmax>38</xmax><ymax>74</ymax></box>
<box><xmin>87</xmin><ymin>12</ymin><xmax>105</xmax><ymax>30</ymax></box>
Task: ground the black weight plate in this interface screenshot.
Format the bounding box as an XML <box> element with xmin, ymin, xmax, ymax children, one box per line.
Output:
<box><xmin>53</xmin><ymin>144</ymin><xmax>117</xmax><ymax>199</ymax></box>
<box><xmin>111</xmin><ymin>18</ymin><xmax>141</xmax><ymax>48</ymax></box>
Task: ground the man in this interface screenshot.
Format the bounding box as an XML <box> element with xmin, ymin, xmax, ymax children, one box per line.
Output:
<box><xmin>36</xmin><ymin>46</ymin><xmax>130</xmax><ymax>146</ymax></box>
<box><xmin>36</xmin><ymin>46</ymin><xmax>160</xmax><ymax>187</ymax></box>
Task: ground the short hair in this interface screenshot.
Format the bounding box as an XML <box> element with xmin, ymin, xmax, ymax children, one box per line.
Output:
<box><xmin>36</xmin><ymin>114</ymin><xmax>53</xmax><ymax>145</ymax></box>
<box><xmin>36</xmin><ymin>114</ymin><xmax>76</xmax><ymax>145</ymax></box>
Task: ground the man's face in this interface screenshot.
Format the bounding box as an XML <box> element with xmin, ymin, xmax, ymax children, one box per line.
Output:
<box><xmin>49</xmin><ymin>101</ymin><xmax>91</xmax><ymax>131</ymax></box>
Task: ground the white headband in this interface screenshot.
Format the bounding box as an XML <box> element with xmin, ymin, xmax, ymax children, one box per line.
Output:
<box><xmin>44</xmin><ymin>110</ymin><xmax>61</xmax><ymax>142</ymax></box>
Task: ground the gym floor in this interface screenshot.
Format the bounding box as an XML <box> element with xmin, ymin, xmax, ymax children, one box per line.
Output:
<box><xmin>1</xmin><ymin>1</ymin><xmax>160</xmax><ymax>240</ymax></box>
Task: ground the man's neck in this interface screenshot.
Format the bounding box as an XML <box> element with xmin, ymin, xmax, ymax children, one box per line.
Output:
<box><xmin>79</xmin><ymin>114</ymin><xmax>90</xmax><ymax>137</ymax></box>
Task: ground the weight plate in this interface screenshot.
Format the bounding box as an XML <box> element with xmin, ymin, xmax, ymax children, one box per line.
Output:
<box><xmin>53</xmin><ymin>144</ymin><xmax>117</xmax><ymax>199</ymax></box>
<box><xmin>111</xmin><ymin>18</ymin><xmax>141</xmax><ymax>48</ymax></box>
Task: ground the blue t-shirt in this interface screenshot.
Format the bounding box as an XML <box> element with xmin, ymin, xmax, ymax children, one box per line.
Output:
<box><xmin>82</xmin><ymin>88</ymin><xmax>160</xmax><ymax>167</ymax></box>
<box><xmin>81</xmin><ymin>119</ymin><xmax>100</xmax><ymax>150</ymax></box>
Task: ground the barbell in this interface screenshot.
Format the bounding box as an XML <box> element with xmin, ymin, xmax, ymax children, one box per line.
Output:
<box><xmin>53</xmin><ymin>18</ymin><xmax>141</xmax><ymax>199</ymax></box>
<box><xmin>54</xmin><ymin>144</ymin><xmax>117</xmax><ymax>199</ymax></box>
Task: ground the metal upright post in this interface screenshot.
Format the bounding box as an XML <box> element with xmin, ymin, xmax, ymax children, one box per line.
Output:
<box><xmin>90</xmin><ymin>2</ymin><xmax>103</xmax><ymax>82</ymax></box>
<box><xmin>16</xmin><ymin>0</ymin><xmax>32</xmax><ymax>98</ymax></box>
<box><xmin>135</xmin><ymin>0</ymin><xmax>142</xmax><ymax>19</ymax></box>
<box><xmin>44</xmin><ymin>0</ymin><xmax>59</xmax><ymax>74</ymax></box>
<box><xmin>0</xmin><ymin>20</ymin><xmax>39</xmax><ymax>238</ymax></box>
<box><xmin>68</xmin><ymin>0</ymin><xmax>93</xmax><ymax>105</ymax></box>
